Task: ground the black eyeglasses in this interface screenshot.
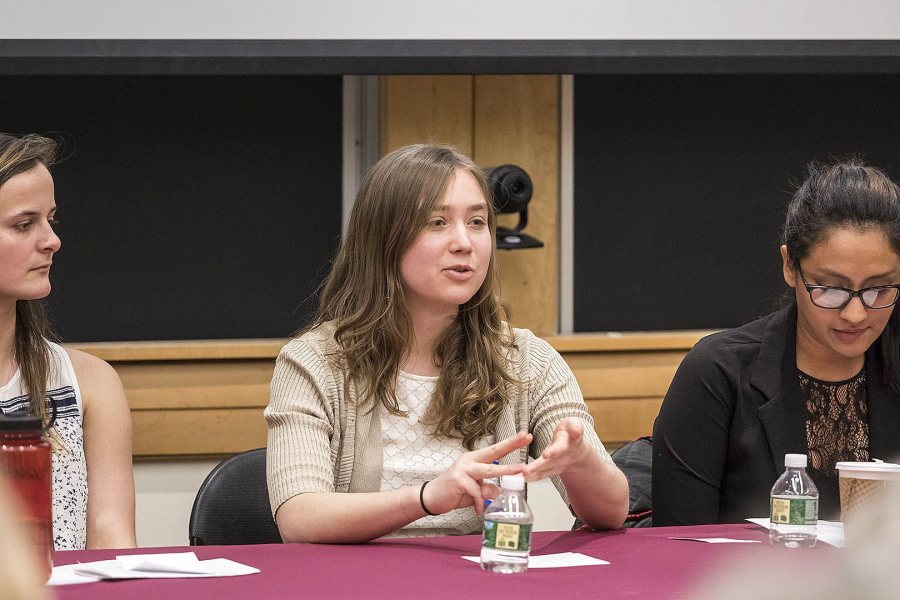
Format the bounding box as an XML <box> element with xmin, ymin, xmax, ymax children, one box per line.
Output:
<box><xmin>798</xmin><ymin>266</ymin><xmax>900</xmax><ymax>310</ymax></box>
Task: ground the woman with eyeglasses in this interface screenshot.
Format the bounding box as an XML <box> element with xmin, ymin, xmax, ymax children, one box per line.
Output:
<box><xmin>652</xmin><ymin>159</ymin><xmax>900</xmax><ymax>525</ymax></box>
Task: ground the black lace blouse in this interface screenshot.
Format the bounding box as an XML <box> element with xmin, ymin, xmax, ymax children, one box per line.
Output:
<box><xmin>801</xmin><ymin>367</ymin><xmax>870</xmax><ymax>481</ymax></box>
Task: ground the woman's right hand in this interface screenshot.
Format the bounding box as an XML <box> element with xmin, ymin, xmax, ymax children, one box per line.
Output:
<box><xmin>420</xmin><ymin>431</ymin><xmax>532</xmax><ymax>515</ymax></box>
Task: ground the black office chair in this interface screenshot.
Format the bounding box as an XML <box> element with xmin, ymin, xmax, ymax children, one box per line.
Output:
<box><xmin>572</xmin><ymin>436</ymin><xmax>653</xmax><ymax>530</ymax></box>
<box><xmin>189</xmin><ymin>448</ymin><xmax>283</xmax><ymax>545</ymax></box>
<box><xmin>610</xmin><ymin>436</ymin><xmax>653</xmax><ymax>527</ymax></box>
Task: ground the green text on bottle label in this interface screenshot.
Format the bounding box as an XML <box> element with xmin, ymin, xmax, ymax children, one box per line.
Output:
<box><xmin>482</xmin><ymin>521</ymin><xmax>532</xmax><ymax>551</ymax></box>
<box><xmin>770</xmin><ymin>496</ymin><xmax>818</xmax><ymax>526</ymax></box>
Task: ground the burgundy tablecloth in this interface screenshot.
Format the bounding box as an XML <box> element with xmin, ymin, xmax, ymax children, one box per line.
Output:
<box><xmin>51</xmin><ymin>524</ymin><xmax>835</xmax><ymax>600</ymax></box>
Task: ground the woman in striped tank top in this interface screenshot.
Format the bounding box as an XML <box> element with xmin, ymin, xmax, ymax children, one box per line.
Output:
<box><xmin>0</xmin><ymin>132</ymin><xmax>135</xmax><ymax>550</ymax></box>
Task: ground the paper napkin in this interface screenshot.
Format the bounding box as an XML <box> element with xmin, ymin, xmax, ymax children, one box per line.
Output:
<box><xmin>49</xmin><ymin>552</ymin><xmax>259</xmax><ymax>585</ymax></box>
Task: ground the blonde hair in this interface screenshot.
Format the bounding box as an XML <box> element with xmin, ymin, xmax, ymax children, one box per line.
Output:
<box><xmin>306</xmin><ymin>144</ymin><xmax>515</xmax><ymax>449</ymax></box>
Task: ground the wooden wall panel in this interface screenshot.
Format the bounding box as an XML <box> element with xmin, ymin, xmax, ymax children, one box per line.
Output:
<box><xmin>115</xmin><ymin>346</ymin><xmax>679</xmax><ymax>456</ymax></box>
<box><xmin>380</xmin><ymin>75</ymin><xmax>474</xmax><ymax>154</ymax></box>
<box><xmin>115</xmin><ymin>361</ymin><xmax>274</xmax><ymax>409</ymax></box>
<box><xmin>380</xmin><ymin>75</ymin><xmax>561</xmax><ymax>334</ymax></box>
<box><xmin>121</xmin><ymin>359</ymin><xmax>274</xmax><ymax>457</ymax></box>
<box><xmin>585</xmin><ymin>398</ymin><xmax>664</xmax><ymax>446</ymax></box>
<box><xmin>568</xmin><ymin>352</ymin><xmax>686</xmax><ymax>448</ymax></box>
<box><xmin>77</xmin><ymin>333</ymin><xmax>704</xmax><ymax>457</ymax></box>
<box><xmin>473</xmin><ymin>75</ymin><xmax>560</xmax><ymax>334</ymax></box>
<box><xmin>132</xmin><ymin>407</ymin><xmax>267</xmax><ymax>456</ymax></box>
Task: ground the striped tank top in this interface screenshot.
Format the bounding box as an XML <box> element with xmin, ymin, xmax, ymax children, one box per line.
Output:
<box><xmin>0</xmin><ymin>341</ymin><xmax>87</xmax><ymax>550</ymax></box>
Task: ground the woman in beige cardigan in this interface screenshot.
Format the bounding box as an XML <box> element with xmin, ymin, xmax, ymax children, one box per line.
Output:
<box><xmin>266</xmin><ymin>144</ymin><xmax>627</xmax><ymax>543</ymax></box>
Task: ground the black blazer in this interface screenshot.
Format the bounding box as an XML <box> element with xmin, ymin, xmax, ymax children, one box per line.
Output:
<box><xmin>652</xmin><ymin>306</ymin><xmax>900</xmax><ymax>525</ymax></box>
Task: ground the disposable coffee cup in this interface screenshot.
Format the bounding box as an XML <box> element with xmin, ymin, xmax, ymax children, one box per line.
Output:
<box><xmin>836</xmin><ymin>461</ymin><xmax>900</xmax><ymax>540</ymax></box>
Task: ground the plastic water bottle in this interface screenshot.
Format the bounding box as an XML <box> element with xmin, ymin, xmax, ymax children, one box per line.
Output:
<box><xmin>769</xmin><ymin>453</ymin><xmax>818</xmax><ymax>548</ymax></box>
<box><xmin>481</xmin><ymin>474</ymin><xmax>533</xmax><ymax>573</ymax></box>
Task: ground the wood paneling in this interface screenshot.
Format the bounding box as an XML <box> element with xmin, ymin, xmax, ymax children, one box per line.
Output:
<box><xmin>380</xmin><ymin>74</ymin><xmax>562</xmax><ymax>334</ymax></box>
<box><xmin>72</xmin><ymin>339</ymin><xmax>285</xmax><ymax>361</ymax></box>
<box><xmin>543</xmin><ymin>331</ymin><xmax>714</xmax><ymax>353</ymax></box>
<box><xmin>474</xmin><ymin>75</ymin><xmax>560</xmax><ymax>334</ymax></box>
<box><xmin>585</xmin><ymin>398</ymin><xmax>664</xmax><ymax>444</ymax></box>
<box><xmin>73</xmin><ymin>334</ymin><xmax>701</xmax><ymax>457</ymax></box>
<box><xmin>117</xmin><ymin>358</ymin><xmax>275</xmax><ymax>457</ymax></box>
<box><xmin>566</xmin><ymin>350</ymin><xmax>690</xmax><ymax>447</ymax></box>
<box><xmin>132</xmin><ymin>407</ymin><xmax>267</xmax><ymax>457</ymax></box>
<box><xmin>380</xmin><ymin>75</ymin><xmax>473</xmax><ymax>154</ymax></box>
<box><xmin>115</xmin><ymin>360</ymin><xmax>273</xmax><ymax>410</ymax></box>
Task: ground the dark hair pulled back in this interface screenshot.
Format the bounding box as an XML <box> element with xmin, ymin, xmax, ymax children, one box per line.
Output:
<box><xmin>782</xmin><ymin>158</ymin><xmax>900</xmax><ymax>392</ymax></box>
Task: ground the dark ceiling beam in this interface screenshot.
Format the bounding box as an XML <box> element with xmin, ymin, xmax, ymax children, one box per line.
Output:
<box><xmin>1</xmin><ymin>39</ymin><xmax>899</xmax><ymax>75</ymax></box>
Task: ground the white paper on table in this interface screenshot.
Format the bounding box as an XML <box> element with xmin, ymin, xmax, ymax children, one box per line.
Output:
<box><xmin>746</xmin><ymin>517</ymin><xmax>845</xmax><ymax>548</ymax></box>
<box><xmin>50</xmin><ymin>552</ymin><xmax>259</xmax><ymax>585</ymax></box>
<box><xmin>47</xmin><ymin>563</ymin><xmax>104</xmax><ymax>586</ymax></box>
<box><xmin>462</xmin><ymin>552</ymin><xmax>609</xmax><ymax>568</ymax></box>
<box><xmin>669</xmin><ymin>537</ymin><xmax>761</xmax><ymax>544</ymax></box>
<box><xmin>116</xmin><ymin>552</ymin><xmax>210</xmax><ymax>573</ymax></box>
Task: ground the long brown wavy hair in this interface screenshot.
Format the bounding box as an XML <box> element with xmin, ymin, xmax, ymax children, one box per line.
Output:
<box><xmin>0</xmin><ymin>133</ymin><xmax>58</xmax><ymax>426</ymax></box>
<box><xmin>305</xmin><ymin>144</ymin><xmax>516</xmax><ymax>449</ymax></box>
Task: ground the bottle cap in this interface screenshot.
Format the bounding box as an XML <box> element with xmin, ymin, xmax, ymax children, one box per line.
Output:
<box><xmin>0</xmin><ymin>412</ymin><xmax>43</xmax><ymax>432</ymax></box>
<box><xmin>785</xmin><ymin>453</ymin><xmax>807</xmax><ymax>468</ymax></box>
<box><xmin>500</xmin><ymin>474</ymin><xmax>525</xmax><ymax>491</ymax></box>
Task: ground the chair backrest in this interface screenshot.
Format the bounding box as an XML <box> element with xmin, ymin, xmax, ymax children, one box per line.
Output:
<box><xmin>611</xmin><ymin>436</ymin><xmax>653</xmax><ymax>527</ymax></box>
<box><xmin>572</xmin><ymin>436</ymin><xmax>653</xmax><ymax>530</ymax></box>
<box><xmin>189</xmin><ymin>448</ymin><xmax>283</xmax><ymax>545</ymax></box>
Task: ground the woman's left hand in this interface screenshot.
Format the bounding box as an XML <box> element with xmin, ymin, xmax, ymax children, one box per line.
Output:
<box><xmin>521</xmin><ymin>417</ymin><xmax>591</xmax><ymax>482</ymax></box>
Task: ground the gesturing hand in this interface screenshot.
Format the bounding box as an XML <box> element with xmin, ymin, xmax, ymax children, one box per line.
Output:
<box><xmin>421</xmin><ymin>431</ymin><xmax>532</xmax><ymax>516</ymax></box>
<box><xmin>521</xmin><ymin>417</ymin><xmax>591</xmax><ymax>482</ymax></box>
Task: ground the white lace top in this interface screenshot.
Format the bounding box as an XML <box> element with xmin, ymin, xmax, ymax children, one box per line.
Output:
<box><xmin>380</xmin><ymin>371</ymin><xmax>494</xmax><ymax>537</ymax></box>
<box><xmin>0</xmin><ymin>341</ymin><xmax>87</xmax><ymax>550</ymax></box>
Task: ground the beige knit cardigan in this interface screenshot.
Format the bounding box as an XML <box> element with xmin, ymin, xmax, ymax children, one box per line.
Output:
<box><xmin>265</xmin><ymin>322</ymin><xmax>614</xmax><ymax>519</ymax></box>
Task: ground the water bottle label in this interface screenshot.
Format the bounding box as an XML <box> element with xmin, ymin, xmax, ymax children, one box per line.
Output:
<box><xmin>770</xmin><ymin>496</ymin><xmax>818</xmax><ymax>525</ymax></box>
<box><xmin>482</xmin><ymin>521</ymin><xmax>532</xmax><ymax>552</ymax></box>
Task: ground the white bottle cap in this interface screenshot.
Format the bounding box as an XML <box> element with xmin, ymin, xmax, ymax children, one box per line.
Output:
<box><xmin>500</xmin><ymin>474</ymin><xmax>525</xmax><ymax>491</ymax></box>
<box><xmin>785</xmin><ymin>453</ymin><xmax>807</xmax><ymax>468</ymax></box>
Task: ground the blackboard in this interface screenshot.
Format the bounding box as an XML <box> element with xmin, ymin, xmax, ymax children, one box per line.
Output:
<box><xmin>574</xmin><ymin>74</ymin><xmax>900</xmax><ymax>332</ymax></box>
<box><xmin>3</xmin><ymin>75</ymin><xmax>342</xmax><ymax>341</ymax></box>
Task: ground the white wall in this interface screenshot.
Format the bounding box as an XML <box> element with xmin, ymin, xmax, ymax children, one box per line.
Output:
<box><xmin>1</xmin><ymin>0</ymin><xmax>898</xmax><ymax>39</ymax></box>
<box><xmin>134</xmin><ymin>459</ymin><xmax>220</xmax><ymax>547</ymax></box>
<box><xmin>134</xmin><ymin>460</ymin><xmax>573</xmax><ymax>547</ymax></box>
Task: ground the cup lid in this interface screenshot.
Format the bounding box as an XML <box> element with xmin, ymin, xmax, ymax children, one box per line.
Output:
<box><xmin>836</xmin><ymin>461</ymin><xmax>900</xmax><ymax>480</ymax></box>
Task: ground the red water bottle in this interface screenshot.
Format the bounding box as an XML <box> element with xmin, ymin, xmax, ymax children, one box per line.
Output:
<box><xmin>0</xmin><ymin>413</ymin><xmax>53</xmax><ymax>581</ymax></box>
